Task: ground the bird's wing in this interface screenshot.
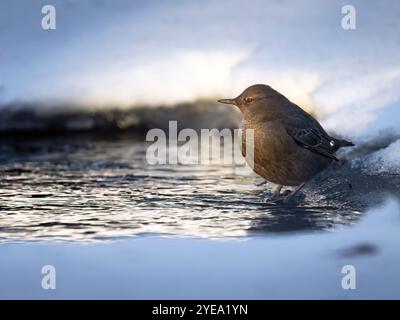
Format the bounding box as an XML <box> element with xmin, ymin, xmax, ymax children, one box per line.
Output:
<box><xmin>283</xmin><ymin>110</ymin><xmax>338</xmax><ymax>161</ymax></box>
<box><xmin>286</xmin><ymin>126</ymin><xmax>338</xmax><ymax>161</ymax></box>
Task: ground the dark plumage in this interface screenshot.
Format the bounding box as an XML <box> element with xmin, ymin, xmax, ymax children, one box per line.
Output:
<box><xmin>218</xmin><ymin>84</ymin><xmax>354</xmax><ymax>202</ymax></box>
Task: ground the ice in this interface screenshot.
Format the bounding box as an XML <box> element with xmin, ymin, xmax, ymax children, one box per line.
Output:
<box><xmin>364</xmin><ymin>139</ymin><xmax>400</xmax><ymax>175</ymax></box>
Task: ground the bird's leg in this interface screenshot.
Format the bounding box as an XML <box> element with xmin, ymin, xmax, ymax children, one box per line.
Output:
<box><xmin>269</xmin><ymin>184</ymin><xmax>283</xmax><ymax>200</ymax></box>
<box><xmin>282</xmin><ymin>182</ymin><xmax>306</xmax><ymax>203</ymax></box>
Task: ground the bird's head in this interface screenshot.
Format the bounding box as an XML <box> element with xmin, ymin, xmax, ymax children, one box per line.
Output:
<box><xmin>218</xmin><ymin>84</ymin><xmax>283</xmax><ymax>113</ymax></box>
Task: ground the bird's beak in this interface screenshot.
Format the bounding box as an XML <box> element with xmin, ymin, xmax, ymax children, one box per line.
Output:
<box><xmin>217</xmin><ymin>98</ymin><xmax>237</xmax><ymax>105</ymax></box>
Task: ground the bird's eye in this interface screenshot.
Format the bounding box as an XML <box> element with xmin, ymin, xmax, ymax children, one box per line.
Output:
<box><xmin>244</xmin><ymin>97</ymin><xmax>253</xmax><ymax>104</ymax></box>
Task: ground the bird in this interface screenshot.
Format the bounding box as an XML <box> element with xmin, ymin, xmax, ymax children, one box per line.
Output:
<box><xmin>218</xmin><ymin>84</ymin><xmax>354</xmax><ymax>202</ymax></box>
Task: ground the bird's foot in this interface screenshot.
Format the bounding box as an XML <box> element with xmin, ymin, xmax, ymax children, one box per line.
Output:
<box><xmin>268</xmin><ymin>191</ymin><xmax>297</xmax><ymax>204</ymax></box>
<box><xmin>281</xmin><ymin>192</ymin><xmax>296</xmax><ymax>204</ymax></box>
<box><xmin>266</xmin><ymin>190</ymin><xmax>291</xmax><ymax>202</ymax></box>
<box><xmin>266</xmin><ymin>182</ymin><xmax>306</xmax><ymax>204</ymax></box>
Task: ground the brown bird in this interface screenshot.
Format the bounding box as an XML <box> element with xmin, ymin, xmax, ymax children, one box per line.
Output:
<box><xmin>218</xmin><ymin>84</ymin><xmax>354</xmax><ymax>202</ymax></box>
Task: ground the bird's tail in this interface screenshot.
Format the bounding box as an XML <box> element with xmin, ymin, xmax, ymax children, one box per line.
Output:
<box><xmin>338</xmin><ymin>139</ymin><xmax>354</xmax><ymax>147</ymax></box>
<box><xmin>329</xmin><ymin>138</ymin><xmax>354</xmax><ymax>152</ymax></box>
<box><xmin>335</xmin><ymin>138</ymin><xmax>354</xmax><ymax>150</ymax></box>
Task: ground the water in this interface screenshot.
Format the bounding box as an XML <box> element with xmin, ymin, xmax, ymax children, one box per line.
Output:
<box><xmin>1</xmin><ymin>134</ymin><xmax>400</xmax><ymax>299</ymax></box>
<box><xmin>1</xmin><ymin>134</ymin><xmax>385</xmax><ymax>243</ymax></box>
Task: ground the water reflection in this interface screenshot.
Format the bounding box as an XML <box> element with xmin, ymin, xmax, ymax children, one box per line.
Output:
<box><xmin>0</xmin><ymin>136</ymin><xmax>364</xmax><ymax>242</ymax></box>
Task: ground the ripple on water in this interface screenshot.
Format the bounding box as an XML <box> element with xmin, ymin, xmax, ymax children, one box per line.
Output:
<box><xmin>0</xmin><ymin>137</ymin><xmax>394</xmax><ymax>243</ymax></box>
